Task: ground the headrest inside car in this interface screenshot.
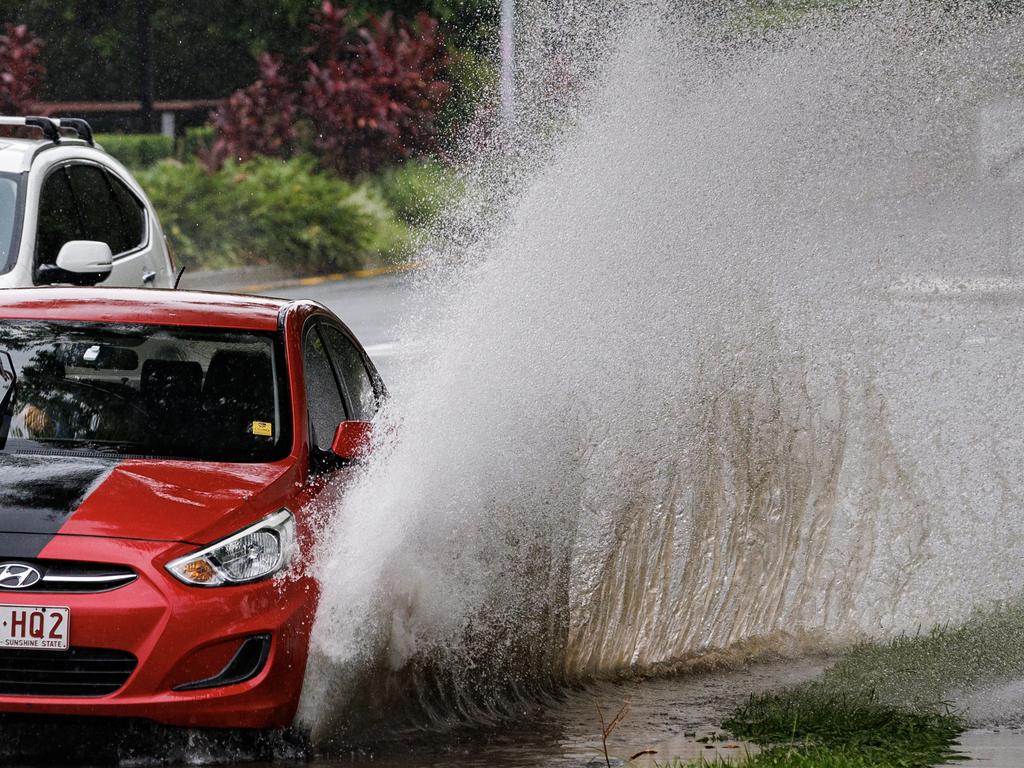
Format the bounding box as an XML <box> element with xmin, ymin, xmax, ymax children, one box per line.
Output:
<box><xmin>202</xmin><ymin>350</ymin><xmax>274</xmax><ymax>416</ymax></box>
<box><xmin>141</xmin><ymin>360</ymin><xmax>204</xmax><ymax>406</ymax></box>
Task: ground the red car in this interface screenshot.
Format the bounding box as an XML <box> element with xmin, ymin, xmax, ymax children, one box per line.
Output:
<box><xmin>0</xmin><ymin>288</ymin><xmax>382</xmax><ymax>729</ymax></box>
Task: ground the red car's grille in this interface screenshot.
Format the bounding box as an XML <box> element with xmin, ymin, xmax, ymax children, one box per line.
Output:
<box><xmin>0</xmin><ymin>560</ymin><xmax>137</xmax><ymax>593</ymax></box>
<box><xmin>0</xmin><ymin>647</ymin><xmax>137</xmax><ymax>697</ymax></box>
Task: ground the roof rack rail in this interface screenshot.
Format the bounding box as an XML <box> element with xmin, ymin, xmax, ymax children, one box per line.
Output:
<box><xmin>0</xmin><ymin>116</ymin><xmax>95</xmax><ymax>146</ymax></box>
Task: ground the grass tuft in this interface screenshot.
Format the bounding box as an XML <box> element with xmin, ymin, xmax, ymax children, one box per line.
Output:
<box><xmin>679</xmin><ymin>598</ymin><xmax>1024</xmax><ymax>766</ymax></box>
<box><xmin>721</xmin><ymin>684</ymin><xmax>964</xmax><ymax>767</ymax></box>
<box><xmin>824</xmin><ymin>599</ymin><xmax>1024</xmax><ymax>710</ymax></box>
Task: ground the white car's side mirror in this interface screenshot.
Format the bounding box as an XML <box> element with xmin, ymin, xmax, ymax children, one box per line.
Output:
<box><xmin>37</xmin><ymin>241</ymin><xmax>113</xmax><ymax>286</ymax></box>
<box><xmin>56</xmin><ymin>241</ymin><xmax>113</xmax><ymax>277</ymax></box>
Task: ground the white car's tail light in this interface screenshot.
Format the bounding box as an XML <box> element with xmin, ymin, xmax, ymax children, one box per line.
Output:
<box><xmin>166</xmin><ymin>510</ymin><xmax>296</xmax><ymax>587</ymax></box>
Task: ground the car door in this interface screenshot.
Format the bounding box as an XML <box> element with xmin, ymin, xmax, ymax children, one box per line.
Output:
<box><xmin>303</xmin><ymin>322</ymin><xmax>352</xmax><ymax>463</ymax></box>
<box><xmin>318</xmin><ymin>324</ymin><xmax>381</xmax><ymax>422</ymax></box>
<box><xmin>34</xmin><ymin>163</ymin><xmax>156</xmax><ymax>287</ymax></box>
<box><xmin>297</xmin><ymin>320</ymin><xmax>386</xmax><ymax>521</ymax></box>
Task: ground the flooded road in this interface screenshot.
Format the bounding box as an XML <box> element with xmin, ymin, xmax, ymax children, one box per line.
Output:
<box><xmin>270</xmin><ymin>659</ymin><xmax>825</xmax><ymax>768</ymax></box>
<box><xmin>0</xmin><ymin>655</ymin><xmax>821</xmax><ymax>766</ymax></box>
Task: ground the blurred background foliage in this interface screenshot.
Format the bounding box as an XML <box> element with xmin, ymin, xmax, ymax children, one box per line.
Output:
<box><xmin>4</xmin><ymin>0</ymin><xmax>1020</xmax><ymax>273</ymax></box>
<box><xmin>0</xmin><ymin>0</ymin><xmax>496</xmax><ymax>102</ymax></box>
<box><xmin>0</xmin><ymin>1</ymin><xmax>478</xmax><ymax>273</ymax></box>
<box><xmin>134</xmin><ymin>156</ymin><xmax>429</xmax><ymax>271</ymax></box>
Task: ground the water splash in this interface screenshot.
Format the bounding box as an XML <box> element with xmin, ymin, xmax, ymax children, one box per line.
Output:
<box><xmin>302</xmin><ymin>1</ymin><xmax>1024</xmax><ymax>744</ymax></box>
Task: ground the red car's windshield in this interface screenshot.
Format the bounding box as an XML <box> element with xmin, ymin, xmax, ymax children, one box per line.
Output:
<box><xmin>0</xmin><ymin>320</ymin><xmax>292</xmax><ymax>462</ymax></box>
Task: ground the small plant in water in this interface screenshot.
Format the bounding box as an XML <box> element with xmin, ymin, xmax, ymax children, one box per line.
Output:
<box><xmin>595</xmin><ymin>699</ymin><xmax>631</xmax><ymax>768</ymax></box>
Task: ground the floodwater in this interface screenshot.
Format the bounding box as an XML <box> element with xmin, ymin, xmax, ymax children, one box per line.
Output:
<box><xmin>265</xmin><ymin>659</ymin><xmax>824</xmax><ymax>768</ymax></box>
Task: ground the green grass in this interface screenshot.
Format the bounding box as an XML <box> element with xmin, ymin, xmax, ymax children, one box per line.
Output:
<box><xmin>661</xmin><ymin>599</ymin><xmax>1024</xmax><ymax>767</ymax></box>
<box><xmin>719</xmin><ymin>685</ymin><xmax>964</xmax><ymax>767</ymax></box>
<box><xmin>823</xmin><ymin>599</ymin><xmax>1024</xmax><ymax>709</ymax></box>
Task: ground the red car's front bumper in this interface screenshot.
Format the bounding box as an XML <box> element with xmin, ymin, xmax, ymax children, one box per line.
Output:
<box><xmin>0</xmin><ymin>534</ymin><xmax>316</xmax><ymax>729</ymax></box>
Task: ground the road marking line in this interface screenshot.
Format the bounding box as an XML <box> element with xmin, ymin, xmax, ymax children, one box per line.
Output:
<box><xmin>363</xmin><ymin>342</ymin><xmax>401</xmax><ymax>356</ymax></box>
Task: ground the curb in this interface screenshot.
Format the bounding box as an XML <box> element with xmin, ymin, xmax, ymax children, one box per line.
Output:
<box><xmin>183</xmin><ymin>261</ymin><xmax>420</xmax><ymax>295</ymax></box>
<box><xmin>239</xmin><ymin>261</ymin><xmax>421</xmax><ymax>294</ymax></box>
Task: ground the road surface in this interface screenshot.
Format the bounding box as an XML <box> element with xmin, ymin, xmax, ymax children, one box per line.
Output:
<box><xmin>265</xmin><ymin>272</ymin><xmax>421</xmax><ymax>381</ymax></box>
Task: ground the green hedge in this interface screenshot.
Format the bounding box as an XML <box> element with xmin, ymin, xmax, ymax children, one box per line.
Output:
<box><xmin>135</xmin><ymin>156</ymin><xmax>416</xmax><ymax>272</ymax></box>
<box><xmin>96</xmin><ymin>133</ymin><xmax>175</xmax><ymax>169</ymax></box>
<box><xmin>178</xmin><ymin>126</ymin><xmax>216</xmax><ymax>161</ymax></box>
<box><xmin>372</xmin><ymin>160</ymin><xmax>463</xmax><ymax>226</ymax></box>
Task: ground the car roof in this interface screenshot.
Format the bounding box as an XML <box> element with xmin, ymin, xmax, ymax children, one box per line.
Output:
<box><xmin>0</xmin><ymin>288</ymin><xmax>303</xmax><ymax>331</ymax></box>
<box><xmin>0</xmin><ymin>137</ymin><xmax>90</xmax><ymax>174</ymax></box>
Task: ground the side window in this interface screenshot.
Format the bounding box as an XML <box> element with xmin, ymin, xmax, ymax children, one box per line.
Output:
<box><xmin>35</xmin><ymin>168</ymin><xmax>82</xmax><ymax>267</ymax></box>
<box><xmin>65</xmin><ymin>165</ymin><xmax>144</xmax><ymax>256</ymax></box>
<box><xmin>303</xmin><ymin>326</ymin><xmax>348</xmax><ymax>452</ymax></box>
<box><xmin>321</xmin><ymin>326</ymin><xmax>378</xmax><ymax>421</ymax></box>
<box><xmin>106</xmin><ymin>173</ymin><xmax>146</xmax><ymax>252</ymax></box>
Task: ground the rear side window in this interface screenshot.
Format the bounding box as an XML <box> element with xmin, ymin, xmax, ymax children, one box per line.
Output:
<box><xmin>35</xmin><ymin>164</ymin><xmax>146</xmax><ymax>269</ymax></box>
<box><xmin>321</xmin><ymin>326</ymin><xmax>377</xmax><ymax>421</ymax></box>
<box><xmin>303</xmin><ymin>327</ymin><xmax>348</xmax><ymax>452</ymax></box>
<box><xmin>104</xmin><ymin>171</ymin><xmax>146</xmax><ymax>251</ymax></box>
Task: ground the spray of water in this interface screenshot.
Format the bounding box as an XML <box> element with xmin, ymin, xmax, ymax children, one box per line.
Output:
<box><xmin>300</xmin><ymin>1</ymin><xmax>1024</xmax><ymax>744</ymax></box>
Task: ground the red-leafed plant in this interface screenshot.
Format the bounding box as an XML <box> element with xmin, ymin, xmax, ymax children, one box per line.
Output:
<box><xmin>207</xmin><ymin>4</ymin><xmax>450</xmax><ymax>176</ymax></box>
<box><xmin>203</xmin><ymin>52</ymin><xmax>297</xmax><ymax>170</ymax></box>
<box><xmin>303</xmin><ymin>4</ymin><xmax>451</xmax><ymax>175</ymax></box>
<box><xmin>0</xmin><ymin>24</ymin><xmax>44</xmax><ymax>115</ymax></box>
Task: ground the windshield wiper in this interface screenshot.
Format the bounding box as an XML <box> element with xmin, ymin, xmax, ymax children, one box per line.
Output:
<box><xmin>28</xmin><ymin>438</ymin><xmax>149</xmax><ymax>456</ymax></box>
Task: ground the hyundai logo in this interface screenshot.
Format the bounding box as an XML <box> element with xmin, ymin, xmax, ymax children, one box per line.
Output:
<box><xmin>0</xmin><ymin>563</ymin><xmax>41</xmax><ymax>589</ymax></box>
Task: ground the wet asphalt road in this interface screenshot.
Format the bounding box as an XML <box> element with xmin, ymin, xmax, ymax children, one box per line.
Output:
<box><xmin>265</xmin><ymin>272</ymin><xmax>421</xmax><ymax>381</ymax></box>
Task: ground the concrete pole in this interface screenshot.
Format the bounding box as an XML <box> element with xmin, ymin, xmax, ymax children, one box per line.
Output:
<box><xmin>500</xmin><ymin>0</ymin><xmax>514</xmax><ymax>125</ymax></box>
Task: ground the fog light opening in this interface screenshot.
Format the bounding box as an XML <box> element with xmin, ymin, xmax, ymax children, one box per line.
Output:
<box><xmin>173</xmin><ymin>634</ymin><xmax>272</xmax><ymax>692</ymax></box>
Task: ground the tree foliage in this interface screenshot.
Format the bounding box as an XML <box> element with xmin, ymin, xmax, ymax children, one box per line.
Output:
<box><xmin>207</xmin><ymin>3</ymin><xmax>451</xmax><ymax>175</ymax></box>
<box><xmin>0</xmin><ymin>0</ymin><xmax>494</xmax><ymax>103</ymax></box>
<box><xmin>205</xmin><ymin>53</ymin><xmax>298</xmax><ymax>168</ymax></box>
<box><xmin>0</xmin><ymin>23</ymin><xmax>43</xmax><ymax>113</ymax></box>
<box><xmin>303</xmin><ymin>4</ymin><xmax>451</xmax><ymax>174</ymax></box>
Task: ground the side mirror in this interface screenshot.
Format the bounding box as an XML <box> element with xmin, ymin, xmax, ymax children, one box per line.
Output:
<box><xmin>331</xmin><ymin>420</ymin><xmax>373</xmax><ymax>462</ymax></box>
<box><xmin>37</xmin><ymin>241</ymin><xmax>113</xmax><ymax>286</ymax></box>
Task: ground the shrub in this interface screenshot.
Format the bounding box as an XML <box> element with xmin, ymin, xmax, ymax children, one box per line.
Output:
<box><xmin>200</xmin><ymin>5</ymin><xmax>452</xmax><ymax>176</ymax></box>
<box><xmin>303</xmin><ymin>5</ymin><xmax>452</xmax><ymax>175</ymax></box>
<box><xmin>0</xmin><ymin>24</ymin><xmax>44</xmax><ymax>115</ymax></box>
<box><xmin>179</xmin><ymin>125</ymin><xmax>216</xmax><ymax>161</ymax></box>
<box><xmin>436</xmin><ymin>46</ymin><xmax>496</xmax><ymax>144</ymax></box>
<box><xmin>227</xmin><ymin>156</ymin><xmax>386</xmax><ymax>270</ymax></box>
<box><xmin>204</xmin><ymin>53</ymin><xmax>298</xmax><ymax>170</ymax></box>
<box><xmin>96</xmin><ymin>133</ymin><xmax>175</xmax><ymax>169</ymax></box>
<box><xmin>135</xmin><ymin>161</ymin><xmax>238</xmax><ymax>269</ymax></box>
<box><xmin>136</xmin><ymin>157</ymin><xmax>410</xmax><ymax>272</ymax></box>
<box><xmin>373</xmin><ymin>160</ymin><xmax>462</xmax><ymax>225</ymax></box>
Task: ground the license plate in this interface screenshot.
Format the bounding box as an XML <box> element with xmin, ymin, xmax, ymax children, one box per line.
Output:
<box><xmin>0</xmin><ymin>605</ymin><xmax>70</xmax><ymax>650</ymax></box>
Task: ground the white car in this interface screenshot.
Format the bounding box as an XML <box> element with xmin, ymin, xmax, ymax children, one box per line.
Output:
<box><xmin>0</xmin><ymin>116</ymin><xmax>174</xmax><ymax>289</ymax></box>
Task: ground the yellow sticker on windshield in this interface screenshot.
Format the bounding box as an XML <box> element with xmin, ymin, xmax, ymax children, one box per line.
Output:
<box><xmin>252</xmin><ymin>421</ymin><xmax>273</xmax><ymax>437</ymax></box>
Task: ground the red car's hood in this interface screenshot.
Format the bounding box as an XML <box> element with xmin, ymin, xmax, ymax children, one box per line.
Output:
<box><xmin>0</xmin><ymin>453</ymin><xmax>299</xmax><ymax>553</ymax></box>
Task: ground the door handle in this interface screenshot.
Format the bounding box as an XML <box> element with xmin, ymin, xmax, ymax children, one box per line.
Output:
<box><xmin>142</xmin><ymin>271</ymin><xmax>157</xmax><ymax>284</ymax></box>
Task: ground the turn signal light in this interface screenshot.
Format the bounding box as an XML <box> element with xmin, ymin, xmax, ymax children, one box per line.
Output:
<box><xmin>179</xmin><ymin>559</ymin><xmax>218</xmax><ymax>584</ymax></box>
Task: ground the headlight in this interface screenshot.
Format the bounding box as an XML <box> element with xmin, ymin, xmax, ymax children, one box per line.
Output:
<box><xmin>166</xmin><ymin>510</ymin><xmax>296</xmax><ymax>587</ymax></box>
